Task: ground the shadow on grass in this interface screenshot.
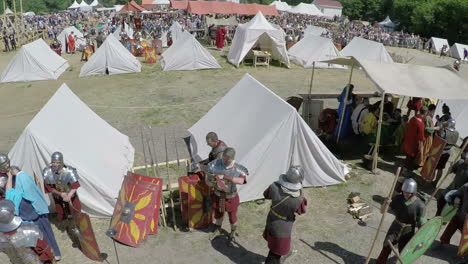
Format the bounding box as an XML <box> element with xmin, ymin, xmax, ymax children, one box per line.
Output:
<box><xmin>210</xmin><ymin>233</ymin><xmax>265</xmax><ymax>264</ymax></box>
<box><xmin>300</xmin><ymin>239</ymin><xmax>367</xmax><ymax>264</ymax></box>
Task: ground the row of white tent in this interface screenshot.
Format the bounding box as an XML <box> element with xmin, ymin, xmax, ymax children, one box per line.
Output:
<box><xmin>1</xmin><ymin>12</ymin><xmax>397</xmax><ymax>83</ymax></box>
<box><xmin>68</xmin><ymin>0</ymin><xmax>101</xmax><ymax>9</ymax></box>
<box><xmin>425</xmin><ymin>37</ymin><xmax>468</xmax><ymax>61</ymax></box>
<box><xmin>8</xmin><ymin>73</ymin><xmax>348</xmax><ymax>216</ymax></box>
<box><xmin>270</xmin><ymin>1</ymin><xmax>324</xmax><ymax>16</ymax></box>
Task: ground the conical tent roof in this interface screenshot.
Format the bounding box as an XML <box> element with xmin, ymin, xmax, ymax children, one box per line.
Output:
<box><xmin>169</xmin><ymin>21</ymin><xmax>183</xmax><ymax>42</ymax></box>
<box><xmin>68</xmin><ymin>0</ymin><xmax>80</xmax><ymax>9</ymax></box>
<box><xmin>79</xmin><ymin>0</ymin><xmax>89</xmax><ymax>7</ymax></box>
<box><xmin>9</xmin><ymin>84</ymin><xmax>135</xmax><ymax>217</ymax></box>
<box><xmin>450</xmin><ymin>43</ymin><xmax>468</xmax><ymax>61</ymax></box>
<box><xmin>304</xmin><ymin>25</ymin><xmax>327</xmax><ymax>38</ymax></box>
<box><xmin>57</xmin><ymin>26</ymin><xmax>85</xmax><ymax>53</ymax></box>
<box><xmin>80</xmin><ymin>34</ymin><xmax>141</xmax><ymax>77</ymax></box>
<box><xmin>4</xmin><ymin>7</ymin><xmax>13</xmax><ymax>14</ymax></box>
<box><xmin>288</xmin><ymin>35</ymin><xmax>343</xmax><ymax>68</ymax></box>
<box><xmin>90</xmin><ymin>0</ymin><xmax>100</xmax><ymax>6</ymax></box>
<box><xmin>378</xmin><ymin>16</ymin><xmax>395</xmax><ymax>28</ymax></box>
<box><xmin>189</xmin><ymin>74</ymin><xmax>348</xmax><ymax>202</ymax></box>
<box><xmin>269</xmin><ymin>0</ymin><xmax>291</xmax><ymax>11</ymax></box>
<box><xmin>1</xmin><ymin>39</ymin><xmax>70</xmax><ymax>83</ymax></box>
<box><xmin>287</xmin><ymin>3</ymin><xmax>323</xmax><ymax>16</ymax></box>
<box><xmin>341</xmin><ymin>37</ymin><xmax>394</xmax><ymax>63</ymax></box>
<box><xmin>161</xmin><ymin>32</ymin><xmax>221</xmax><ymax>71</ymax></box>
<box><xmin>228</xmin><ymin>12</ymin><xmax>289</xmax><ymax>67</ymax></box>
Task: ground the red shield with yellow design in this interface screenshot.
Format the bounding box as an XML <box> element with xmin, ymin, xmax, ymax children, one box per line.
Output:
<box><xmin>421</xmin><ymin>135</ymin><xmax>447</xmax><ymax>181</ymax></box>
<box><xmin>128</xmin><ymin>172</ymin><xmax>163</xmax><ymax>235</ymax></box>
<box><xmin>70</xmin><ymin>206</ymin><xmax>103</xmax><ymax>261</ymax></box>
<box><xmin>108</xmin><ymin>174</ymin><xmax>160</xmax><ymax>247</ymax></box>
<box><xmin>144</xmin><ymin>47</ymin><xmax>157</xmax><ymax>64</ymax></box>
<box><xmin>459</xmin><ymin>216</ymin><xmax>468</xmax><ymax>256</ymax></box>
<box><xmin>179</xmin><ymin>173</ymin><xmax>212</xmax><ymax>229</ymax></box>
<box><xmin>178</xmin><ymin>175</ymin><xmax>199</xmax><ymax>226</ymax></box>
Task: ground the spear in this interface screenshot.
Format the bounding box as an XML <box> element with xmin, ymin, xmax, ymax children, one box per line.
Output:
<box><xmin>140</xmin><ymin>126</ymin><xmax>149</xmax><ymax>176</ymax></box>
<box><xmin>164</xmin><ymin>131</ymin><xmax>177</xmax><ymax>231</ymax></box>
<box><xmin>147</xmin><ymin>125</ymin><xmax>166</xmax><ymax>227</ymax></box>
<box><xmin>173</xmin><ymin>128</ymin><xmax>180</xmax><ymax>168</ymax></box>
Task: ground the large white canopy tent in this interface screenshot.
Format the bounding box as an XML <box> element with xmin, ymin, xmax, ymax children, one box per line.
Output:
<box><xmin>161</xmin><ymin>31</ymin><xmax>221</xmax><ymax>71</ymax></box>
<box><xmin>57</xmin><ymin>26</ymin><xmax>85</xmax><ymax>53</ymax></box>
<box><xmin>304</xmin><ymin>25</ymin><xmax>328</xmax><ymax>38</ymax></box>
<box><xmin>425</xmin><ymin>37</ymin><xmax>449</xmax><ymax>53</ymax></box>
<box><xmin>9</xmin><ymin>84</ymin><xmax>135</xmax><ymax>217</ymax></box>
<box><xmin>1</xmin><ymin>39</ymin><xmax>70</xmax><ymax>83</ymax></box>
<box><xmin>288</xmin><ymin>35</ymin><xmax>343</xmax><ymax>68</ymax></box>
<box><xmin>4</xmin><ymin>7</ymin><xmax>13</xmax><ymax>14</ymax></box>
<box><xmin>269</xmin><ymin>0</ymin><xmax>291</xmax><ymax>11</ymax></box>
<box><xmin>378</xmin><ymin>16</ymin><xmax>396</xmax><ymax>31</ymax></box>
<box><xmin>321</xmin><ymin>56</ymin><xmax>468</xmax><ymax>170</ymax></box>
<box><xmin>287</xmin><ymin>3</ymin><xmax>323</xmax><ymax>16</ymax></box>
<box><xmin>228</xmin><ymin>12</ymin><xmax>290</xmax><ymax>67</ymax></box>
<box><xmin>90</xmin><ymin>0</ymin><xmax>101</xmax><ymax>7</ymax></box>
<box><xmin>188</xmin><ymin>74</ymin><xmax>349</xmax><ymax>202</ymax></box>
<box><xmin>80</xmin><ymin>34</ymin><xmax>141</xmax><ymax>77</ymax></box>
<box><xmin>169</xmin><ymin>21</ymin><xmax>184</xmax><ymax>43</ymax></box>
<box><xmin>341</xmin><ymin>37</ymin><xmax>394</xmax><ymax>63</ymax></box>
<box><xmin>450</xmin><ymin>43</ymin><xmax>468</xmax><ymax>61</ymax></box>
<box><xmin>68</xmin><ymin>1</ymin><xmax>80</xmax><ymax>9</ymax></box>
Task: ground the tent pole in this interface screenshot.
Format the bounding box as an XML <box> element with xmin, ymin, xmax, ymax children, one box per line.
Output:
<box><xmin>372</xmin><ymin>92</ymin><xmax>386</xmax><ymax>172</ymax></box>
<box><xmin>307</xmin><ymin>62</ymin><xmax>315</xmax><ymax>127</ymax></box>
<box><xmin>336</xmin><ymin>64</ymin><xmax>354</xmax><ymax>144</ymax></box>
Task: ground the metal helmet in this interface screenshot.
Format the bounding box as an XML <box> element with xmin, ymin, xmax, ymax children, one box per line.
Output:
<box><xmin>0</xmin><ymin>153</ymin><xmax>10</xmax><ymax>173</ymax></box>
<box><xmin>51</xmin><ymin>152</ymin><xmax>64</xmax><ymax>173</ymax></box>
<box><xmin>278</xmin><ymin>165</ymin><xmax>304</xmax><ymax>191</ymax></box>
<box><xmin>401</xmin><ymin>178</ymin><xmax>417</xmax><ymax>194</ymax></box>
<box><xmin>446</xmin><ymin>118</ymin><xmax>456</xmax><ymax>132</ymax></box>
<box><xmin>0</xmin><ymin>200</ymin><xmax>22</xmax><ymax>232</ymax></box>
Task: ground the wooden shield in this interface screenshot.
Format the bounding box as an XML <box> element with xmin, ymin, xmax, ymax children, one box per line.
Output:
<box><xmin>421</xmin><ymin>135</ymin><xmax>447</xmax><ymax>181</ymax></box>
<box><xmin>144</xmin><ymin>48</ymin><xmax>157</xmax><ymax>64</ymax></box>
<box><xmin>178</xmin><ymin>175</ymin><xmax>200</xmax><ymax>226</ymax></box>
<box><xmin>108</xmin><ymin>175</ymin><xmax>159</xmax><ymax>247</ymax></box>
<box><xmin>187</xmin><ymin>177</ymin><xmax>212</xmax><ymax>229</ymax></box>
<box><xmin>128</xmin><ymin>172</ymin><xmax>163</xmax><ymax>235</ymax></box>
<box><xmin>70</xmin><ymin>206</ymin><xmax>103</xmax><ymax>261</ymax></box>
<box><xmin>400</xmin><ymin>217</ymin><xmax>442</xmax><ymax>264</ymax></box>
<box><xmin>458</xmin><ymin>216</ymin><xmax>468</xmax><ymax>256</ymax></box>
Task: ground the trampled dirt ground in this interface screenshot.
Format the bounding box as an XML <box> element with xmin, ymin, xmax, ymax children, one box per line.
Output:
<box><xmin>0</xmin><ymin>42</ymin><xmax>467</xmax><ymax>264</ymax></box>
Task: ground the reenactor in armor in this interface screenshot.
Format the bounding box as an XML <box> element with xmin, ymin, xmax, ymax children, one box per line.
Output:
<box><xmin>263</xmin><ymin>166</ymin><xmax>307</xmax><ymax>264</ymax></box>
<box><xmin>0</xmin><ymin>200</ymin><xmax>54</xmax><ymax>264</ymax></box>
<box><xmin>200</xmin><ymin>132</ymin><xmax>227</xmax><ymax>166</ymax></box>
<box><xmin>439</xmin><ymin>183</ymin><xmax>468</xmax><ymax>247</ymax></box>
<box><xmin>433</xmin><ymin>118</ymin><xmax>459</xmax><ymax>185</ymax></box>
<box><xmin>0</xmin><ymin>153</ymin><xmax>10</xmax><ymax>199</ymax></box>
<box><xmin>376</xmin><ymin>179</ymin><xmax>426</xmax><ymax>264</ymax></box>
<box><xmin>42</xmin><ymin>152</ymin><xmax>81</xmax><ymax>221</ymax></box>
<box><xmin>206</xmin><ymin>148</ymin><xmax>247</xmax><ymax>243</ymax></box>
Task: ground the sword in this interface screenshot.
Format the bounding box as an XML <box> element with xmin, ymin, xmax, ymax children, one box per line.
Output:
<box><xmin>164</xmin><ymin>131</ymin><xmax>177</xmax><ymax>231</ymax></box>
<box><xmin>140</xmin><ymin>126</ymin><xmax>150</xmax><ymax>176</ymax></box>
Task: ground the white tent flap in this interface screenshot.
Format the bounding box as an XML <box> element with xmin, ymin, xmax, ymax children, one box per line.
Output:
<box><xmin>341</xmin><ymin>37</ymin><xmax>394</xmax><ymax>63</ymax></box>
<box><xmin>288</xmin><ymin>35</ymin><xmax>343</xmax><ymax>68</ymax></box>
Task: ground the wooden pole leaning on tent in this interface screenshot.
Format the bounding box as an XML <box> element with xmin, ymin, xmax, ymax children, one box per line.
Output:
<box><xmin>164</xmin><ymin>131</ymin><xmax>177</xmax><ymax>231</ymax></box>
<box><xmin>306</xmin><ymin>62</ymin><xmax>316</xmax><ymax>127</ymax></box>
<box><xmin>336</xmin><ymin>63</ymin><xmax>355</xmax><ymax>144</ymax></box>
<box><xmin>140</xmin><ymin>126</ymin><xmax>150</xmax><ymax>176</ymax></box>
<box><xmin>372</xmin><ymin>92</ymin><xmax>386</xmax><ymax>172</ymax></box>
<box><xmin>364</xmin><ymin>167</ymin><xmax>401</xmax><ymax>264</ymax></box>
<box><xmin>147</xmin><ymin>125</ymin><xmax>166</xmax><ymax>228</ymax></box>
<box><xmin>425</xmin><ymin>141</ymin><xmax>468</xmax><ymax>207</ymax></box>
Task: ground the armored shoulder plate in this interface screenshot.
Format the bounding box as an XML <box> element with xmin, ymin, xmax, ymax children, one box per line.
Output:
<box><xmin>234</xmin><ymin>163</ymin><xmax>249</xmax><ymax>176</ymax></box>
<box><xmin>61</xmin><ymin>166</ymin><xmax>80</xmax><ymax>185</ymax></box>
<box><xmin>9</xmin><ymin>223</ymin><xmax>43</xmax><ymax>248</ymax></box>
<box><xmin>445</xmin><ymin>129</ymin><xmax>459</xmax><ymax>146</ymax></box>
<box><xmin>42</xmin><ymin>167</ymin><xmax>55</xmax><ymax>184</ymax></box>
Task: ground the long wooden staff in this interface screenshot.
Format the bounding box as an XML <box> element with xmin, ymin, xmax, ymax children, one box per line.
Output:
<box><xmin>140</xmin><ymin>126</ymin><xmax>150</xmax><ymax>176</ymax></box>
<box><xmin>364</xmin><ymin>167</ymin><xmax>401</xmax><ymax>264</ymax></box>
<box><xmin>164</xmin><ymin>131</ymin><xmax>177</xmax><ymax>231</ymax></box>
<box><xmin>147</xmin><ymin>125</ymin><xmax>166</xmax><ymax>228</ymax></box>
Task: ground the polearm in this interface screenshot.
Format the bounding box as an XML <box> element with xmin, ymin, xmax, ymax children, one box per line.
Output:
<box><xmin>149</xmin><ymin>126</ymin><xmax>161</xmax><ymax>178</ymax></box>
<box><xmin>425</xmin><ymin>141</ymin><xmax>468</xmax><ymax>206</ymax></box>
<box><xmin>173</xmin><ymin>129</ymin><xmax>180</xmax><ymax>168</ymax></box>
<box><xmin>364</xmin><ymin>167</ymin><xmax>401</xmax><ymax>264</ymax></box>
<box><xmin>140</xmin><ymin>126</ymin><xmax>150</xmax><ymax>176</ymax></box>
<box><xmin>164</xmin><ymin>131</ymin><xmax>177</xmax><ymax>231</ymax></box>
<box><xmin>147</xmin><ymin>125</ymin><xmax>167</xmax><ymax>228</ymax></box>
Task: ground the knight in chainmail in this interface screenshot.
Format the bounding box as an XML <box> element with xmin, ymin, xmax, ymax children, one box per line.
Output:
<box><xmin>42</xmin><ymin>152</ymin><xmax>81</xmax><ymax>222</ymax></box>
<box><xmin>376</xmin><ymin>179</ymin><xmax>426</xmax><ymax>264</ymax></box>
<box><xmin>263</xmin><ymin>166</ymin><xmax>307</xmax><ymax>264</ymax></box>
<box><xmin>0</xmin><ymin>200</ymin><xmax>54</xmax><ymax>264</ymax></box>
<box><xmin>206</xmin><ymin>148</ymin><xmax>247</xmax><ymax>244</ymax></box>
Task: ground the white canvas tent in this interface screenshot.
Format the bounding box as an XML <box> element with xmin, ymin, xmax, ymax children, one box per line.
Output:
<box><xmin>9</xmin><ymin>84</ymin><xmax>135</xmax><ymax>217</ymax></box>
<box><xmin>169</xmin><ymin>21</ymin><xmax>183</xmax><ymax>43</ymax></box>
<box><xmin>435</xmin><ymin>100</ymin><xmax>468</xmax><ymax>141</ymax></box>
<box><xmin>114</xmin><ymin>5</ymin><xmax>124</xmax><ymax>12</ymax></box>
<box><xmin>4</xmin><ymin>7</ymin><xmax>13</xmax><ymax>14</ymax></box>
<box><xmin>378</xmin><ymin>16</ymin><xmax>396</xmax><ymax>31</ymax></box>
<box><xmin>341</xmin><ymin>37</ymin><xmax>394</xmax><ymax>63</ymax></box>
<box><xmin>288</xmin><ymin>35</ymin><xmax>343</xmax><ymax>68</ymax></box>
<box><xmin>228</xmin><ymin>12</ymin><xmax>289</xmax><ymax>67</ymax></box>
<box><xmin>304</xmin><ymin>25</ymin><xmax>327</xmax><ymax>38</ymax></box>
<box><xmin>450</xmin><ymin>43</ymin><xmax>468</xmax><ymax>61</ymax></box>
<box><xmin>425</xmin><ymin>37</ymin><xmax>449</xmax><ymax>53</ymax></box>
<box><xmin>23</xmin><ymin>11</ymin><xmax>36</xmax><ymax>16</ymax></box>
<box><xmin>287</xmin><ymin>3</ymin><xmax>323</xmax><ymax>16</ymax></box>
<box><xmin>1</xmin><ymin>39</ymin><xmax>69</xmax><ymax>83</ymax></box>
<box><xmin>57</xmin><ymin>26</ymin><xmax>85</xmax><ymax>53</ymax></box>
<box><xmin>188</xmin><ymin>74</ymin><xmax>349</xmax><ymax>202</ymax></box>
<box><xmin>68</xmin><ymin>0</ymin><xmax>80</xmax><ymax>9</ymax></box>
<box><xmin>161</xmin><ymin>31</ymin><xmax>168</xmax><ymax>47</ymax></box>
<box><xmin>80</xmin><ymin>34</ymin><xmax>141</xmax><ymax>77</ymax></box>
<box><xmin>269</xmin><ymin>0</ymin><xmax>291</xmax><ymax>11</ymax></box>
<box><xmin>161</xmin><ymin>32</ymin><xmax>221</xmax><ymax>71</ymax></box>
<box><xmin>113</xmin><ymin>23</ymin><xmax>134</xmax><ymax>40</ymax></box>
<box><xmin>90</xmin><ymin>0</ymin><xmax>100</xmax><ymax>7</ymax></box>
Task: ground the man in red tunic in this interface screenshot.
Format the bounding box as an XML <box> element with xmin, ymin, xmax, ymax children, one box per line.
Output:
<box><xmin>206</xmin><ymin>148</ymin><xmax>247</xmax><ymax>244</ymax></box>
<box><xmin>263</xmin><ymin>166</ymin><xmax>307</xmax><ymax>264</ymax></box>
<box><xmin>402</xmin><ymin>107</ymin><xmax>426</xmax><ymax>172</ymax></box>
<box><xmin>42</xmin><ymin>152</ymin><xmax>81</xmax><ymax>222</ymax></box>
<box><xmin>67</xmin><ymin>32</ymin><xmax>76</xmax><ymax>54</ymax></box>
<box><xmin>215</xmin><ymin>26</ymin><xmax>227</xmax><ymax>50</ymax></box>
